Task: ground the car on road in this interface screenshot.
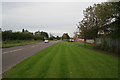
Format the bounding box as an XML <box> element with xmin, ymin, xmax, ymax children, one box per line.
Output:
<box><xmin>69</xmin><ymin>39</ymin><xmax>74</xmax><ymax>42</ymax></box>
<box><xmin>44</xmin><ymin>40</ymin><xmax>49</xmax><ymax>43</ymax></box>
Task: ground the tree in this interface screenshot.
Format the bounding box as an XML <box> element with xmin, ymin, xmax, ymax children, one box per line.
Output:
<box><xmin>2</xmin><ymin>30</ymin><xmax>13</xmax><ymax>40</ymax></box>
<box><xmin>40</xmin><ymin>31</ymin><xmax>49</xmax><ymax>39</ymax></box>
<box><xmin>62</xmin><ymin>33</ymin><xmax>70</xmax><ymax>40</ymax></box>
<box><xmin>56</xmin><ymin>36</ymin><xmax>60</xmax><ymax>40</ymax></box>
<box><xmin>2</xmin><ymin>29</ymin><xmax>49</xmax><ymax>41</ymax></box>
<box><xmin>79</xmin><ymin>2</ymin><xmax>120</xmax><ymax>40</ymax></box>
<box><xmin>95</xmin><ymin>2</ymin><xmax>120</xmax><ymax>38</ymax></box>
<box><xmin>49</xmin><ymin>33</ymin><xmax>55</xmax><ymax>40</ymax></box>
<box><xmin>22</xmin><ymin>29</ymin><xmax>25</xmax><ymax>32</ymax></box>
<box><xmin>79</xmin><ymin>4</ymin><xmax>100</xmax><ymax>40</ymax></box>
<box><xmin>35</xmin><ymin>31</ymin><xmax>49</xmax><ymax>40</ymax></box>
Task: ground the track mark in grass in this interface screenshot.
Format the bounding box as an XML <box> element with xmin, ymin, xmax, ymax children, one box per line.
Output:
<box><xmin>66</xmin><ymin>43</ymin><xmax>118</xmax><ymax>78</ymax></box>
<box><xmin>24</xmin><ymin>43</ymin><xmax>59</xmax><ymax>78</ymax></box>
<box><xmin>4</xmin><ymin>42</ymin><xmax>118</xmax><ymax>78</ymax></box>
<box><xmin>65</xmin><ymin>42</ymin><xmax>118</xmax><ymax>70</ymax></box>
<box><xmin>37</xmin><ymin>43</ymin><xmax>60</xmax><ymax>78</ymax></box>
<box><xmin>42</xmin><ymin>44</ymin><xmax>62</xmax><ymax>78</ymax></box>
<box><xmin>65</xmin><ymin>43</ymin><xmax>91</xmax><ymax>78</ymax></box>
<box><xmin>43</xmin><ymin>42</ymin><xmax>70</xmax><ymax>78</ymax></box>
<box><xmin>74</xmin><ymin>44</ymin><xmax>118</xmax><ymax>71</ymax></box>
<box><xmin>4</xmin><ymin>43</ymin><xmax>59</xmax><ymax>78</ymax></box>
<box><xmin>59</xmin><ymin>43</ymin><xmax>70</xmax><ymax>78</ymax></box>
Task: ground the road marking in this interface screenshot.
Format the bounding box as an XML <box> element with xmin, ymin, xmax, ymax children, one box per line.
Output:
<box><xmin>31</xmin><ymin>45</ymin><xmax>39</xmax><ymax>48</ymax></box>
<box><xmin>2</xmin><ymin>48</ymin><xmax>23</xmax><ymax>54</ymax></box>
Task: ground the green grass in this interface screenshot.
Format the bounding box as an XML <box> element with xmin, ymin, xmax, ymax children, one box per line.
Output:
<box><xmin>2</xmin><ymin>40</ymin><xmax>42</xmax><ymax>48</ymax></box>
<box><xmin>67</xmin><ymin>41</ymin><xmax>95</xmax><ymax>48</ymax></box>
<box><xmin>4</xmin><ymin>42</ymin><xmax>118</xmax><ymax>78</ymax></box>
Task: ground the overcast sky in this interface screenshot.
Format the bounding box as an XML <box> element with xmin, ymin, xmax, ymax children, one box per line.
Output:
<box><xmin>2</xmin><ymin>1</ymin><xmax>107</xmax><ymax>37</ymax></box>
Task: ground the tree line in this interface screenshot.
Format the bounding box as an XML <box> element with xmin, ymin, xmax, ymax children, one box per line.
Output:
<box><xmin>62</xmin><ymin>33</ymin><xmax>70</xmax><ymax>40</ymax></box>
<box><xmin>78</xmin><ymin>2</ymin><xmax>120</xmax><ymax>53</ymax></box>
<box><xmin>78</xmin><ymin>2</ymin><xmax>120</xmax><ymax>40</ymax></box>
<box><xmin>2</xmin><ymin>29</ymin><xmax>49</xmax><ymax>41</ymax></box>
<box><xmin>2</xmin><ymin>29</ymin><xmax>62</xmax><ymax>41</ymax></box>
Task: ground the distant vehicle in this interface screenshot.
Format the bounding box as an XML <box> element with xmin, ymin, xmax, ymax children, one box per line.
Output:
<box><xmin>69</xmin><ymin>39</ymin><xmax>74</xmax><ymax>42</ymax></box>
<box><xmin>44</xmin><ymin>40</ymin><xmax>49</xmax><ymax>43</ymax></box>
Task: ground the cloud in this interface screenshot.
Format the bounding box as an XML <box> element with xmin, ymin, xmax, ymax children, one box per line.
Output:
<box><xmin>2</xmin><ymin>0</ymin><xmax>108</xmax><ymax>2</ymax></box>
<box><xmin>2</xmin><ymin>2</ymin><xmax>104</xmax><ymax>37</ymax></box>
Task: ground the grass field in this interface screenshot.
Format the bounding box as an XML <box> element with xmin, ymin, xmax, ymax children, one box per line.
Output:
<box><xmin>2</xmin><ymin>40</ymin><xmax>42</xmax><ymax>48</ymax></box>
<box><xmin>4</xmin><ymin>42</ymin><xmax>118</xmax><ymax>78</ymax></box>
<box><xmin>67</xmin><ymin>42</ymin><xmax>95</xmax><ymax>48</ymax></box>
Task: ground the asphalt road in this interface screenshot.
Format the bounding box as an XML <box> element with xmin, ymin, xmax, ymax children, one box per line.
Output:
<box><xmin>2</xmin><ymin>41</ymin><xmax>59</xmax><ymax>73</ymax></box>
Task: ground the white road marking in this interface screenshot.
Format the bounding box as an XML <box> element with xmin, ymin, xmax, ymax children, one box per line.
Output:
<box><xmin>2</xmin><ymin>48</ymin><xmax>23</xmax><ymax>54</ymax></box>
<box><xmin>31</xmin><ymin>45</ymin><xmax>39</xmax><ymax>48</ymax></box>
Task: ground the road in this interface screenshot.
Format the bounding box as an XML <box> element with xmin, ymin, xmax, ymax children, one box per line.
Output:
<box><xmin>2</xmin><ymin>41</ymin><xmax>59</xmax><ymax>73</ymax></box>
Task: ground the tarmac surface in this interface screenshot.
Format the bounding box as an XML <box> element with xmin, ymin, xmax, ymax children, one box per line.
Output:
<box><xmin>2</xmin><ymin>41</ymin><xmax>59</xmax><ymax>73</ymax></box>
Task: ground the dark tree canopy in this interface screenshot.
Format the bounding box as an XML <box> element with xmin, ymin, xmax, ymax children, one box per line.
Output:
<box><xmin>79</xmin><ymin>2</ymin><xmax>120</xmax><ymax>39</ymax></box>
<box><xmin>62</xmin><ymin>33</ymin><xmax>70</xmax><ymax>40</ymax></box>
<box><xmin>49</xmin><ymin>33</ymin><xmax>55</xmax><ymax>40</ymax></box>
<box><xmin>56</xmin><ymin>36</ymin><xmax>60</xmax><ymax>40</ymax></box>
<box><xmin>2</xmin><ymin>29</ymin><xmax>49</xmax><ymax>41</ymax></box>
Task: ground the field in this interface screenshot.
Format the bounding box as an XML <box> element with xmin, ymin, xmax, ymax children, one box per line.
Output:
<box><xmin>4</xmin><ymin>42</ymin><xmax>118</xmax><ymax>78</ymax></box>
<box><xmin>2</xmin><ymin>40</ymin><xmax>42</xmax><ymax>48</ymax></box>
<box><xmin>67</xmin><ymin>41</ymin><xmax>95</xmax><ymax>48</ymax></box>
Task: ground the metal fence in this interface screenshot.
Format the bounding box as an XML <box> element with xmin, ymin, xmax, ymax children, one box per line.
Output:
<box><xmin>95</xmin><ymin>38</ymin><xmax>120</xmax><ymax>53</ymax></box>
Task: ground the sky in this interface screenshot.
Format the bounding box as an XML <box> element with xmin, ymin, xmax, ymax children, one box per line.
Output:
<box><xmin>1</xmin><ymin>1</ymin><xmax>108</xmax><ymax>37</ymax></box>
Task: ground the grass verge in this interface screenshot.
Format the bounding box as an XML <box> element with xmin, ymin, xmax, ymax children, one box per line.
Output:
<box><xmin>66</xmin><ymin>41</ymin><xmax>95</xmax><ymax>48</ymax></box>
<box><xmin>2</xmin><ymin>40</ymin><xmax>42</xmax><ymax>48</ymax></box>
<box><xmin>3</xmin><ymin>42</ymin><xmax>118</xmax><ymax>78</ymax></box>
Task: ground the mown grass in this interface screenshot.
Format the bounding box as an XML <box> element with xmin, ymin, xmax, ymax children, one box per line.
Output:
<box><xmin>67</xmin><ymin>41</ymin><xmax>95</xmax><ymax>48</ymax></box>
<box><xmin>2</xmin><ymin>40</ymin><xmax>42</xmax><ymax>48</ymax></box>
<box><xmin>4</xmin><ymin>42</ymin><xmax>118</xmax><ymax>78</ymax></box>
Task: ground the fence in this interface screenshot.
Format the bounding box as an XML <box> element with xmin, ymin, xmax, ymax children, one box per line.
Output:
<box><xmin>95</xmin><ymin>38</ymin><xmax>120</xmax><ymax>54</ymax></box>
